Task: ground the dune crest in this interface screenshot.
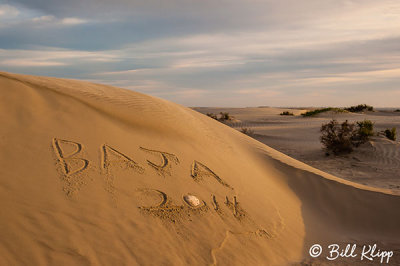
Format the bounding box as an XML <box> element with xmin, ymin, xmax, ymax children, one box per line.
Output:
<box><xmin>0</xmin><ymin>72</ymin><xmax>399</xmax><ymax>265</ymax></box>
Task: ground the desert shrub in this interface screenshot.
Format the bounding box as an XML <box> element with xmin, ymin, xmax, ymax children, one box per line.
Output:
<box><xmin>320</xmin><ymin>119</ymin><xmax>375</xmax><ymax>154</ymax></box>
<box><xmin>219</xmin><ymin>112</ymin><xmax>231</xmax><ymax>121</ymax></box>
<box><xmin>354</xmin><ymin>119</ymin><xmax>374</xmax><ymax>145</ymax></box>
<box><xmin>302</xmin><ymin>108</ymin><xmax>333</xmax><ymax>117</ymax></box>
<box><xmin>206</xmin><ymin>113</ymin><xmax>218</xmax><ymax>120</ymax></box>
<box><xmin>301</xmin><ymin>107</ymin><xmax>345</xmax><ymax>117</ymax></box>
<box><xmin>395</xmin><ymin>109</ymin><xmax>400</xmax><ymax>112</ymax></box>
<box><xmin>206</xmin><ymin>112</ymin><xmax>233</xmax><ymax>122</ymax></box>
<box><xmin>345</xmin><ymin>104</ymin><xmax>373</xmax><ymax>113</ymax></box>
<box><xmin>320</xmin><ymin>120</ymin><xmax>357</xmax><ymax>154</ymax></box>
<box><xmin>280</xmin><ymin>111</ymin><xmax>294</xmax><ymax>116</ymax></box>
<box><xmin>240</xmin><ymin>127</ymin><xmax>254</xmax><ymax>136</ymax></box>
<box><xmin>384</xmin><ymin>128</ymin><xmax>397</xmax><ymax>141</ymax></box>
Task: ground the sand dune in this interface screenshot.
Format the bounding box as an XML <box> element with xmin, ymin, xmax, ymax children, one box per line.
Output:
<box><xmin>195</xmin><ymin>107</ymin><xmax>400</xmax><ymax>194</ymax></box>
<box><xmin>1</xmin><ymin>72</ymin><xmax>399</xmax><ymax>265</ymax></box>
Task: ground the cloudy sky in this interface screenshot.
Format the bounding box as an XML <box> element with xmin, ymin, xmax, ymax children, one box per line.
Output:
<box><xmin>0</xmin><ymin>0</ymin><xmax>399</xmax><ymax>107</ymax></box>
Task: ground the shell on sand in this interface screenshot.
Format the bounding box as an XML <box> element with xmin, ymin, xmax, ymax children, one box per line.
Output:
<box><xmin>183</xmin><ymin>194</ymin><xmax>201</xmax><ymax>207</ymax></box>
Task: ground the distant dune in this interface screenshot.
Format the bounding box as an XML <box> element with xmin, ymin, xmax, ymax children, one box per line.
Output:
<box><xmin>1</xmin><ymin>72</ymin><xmax>399</xmax><ymax>265</ymax></box>
<box><xmin>195</xmin><ymin>106</ymin><xmax>400</xmax><ymax>195</ymax></box>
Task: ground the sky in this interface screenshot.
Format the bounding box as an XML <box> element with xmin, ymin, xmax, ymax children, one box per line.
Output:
<box><xmin>0</xmin><ymin>0</ymin><xmax>399</xmax><ymax>107</ymax></box>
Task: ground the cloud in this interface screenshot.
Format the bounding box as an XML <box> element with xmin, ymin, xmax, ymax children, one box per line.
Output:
<box><xmin>60</xmin><ymin>17</ymin><xmax>87</xmax><ymax>25</ymax></box>
<box><xmin>0</xmin><ymin>3</ymin><xmax>88</xmax><ymax>28</ymax></box>
<box><xmin>30</xmin><ymin>15</ymin><xmax>88</xmax><ymax>26</ymax></box>
<box><xmin>31</xmin><ymin>15</ymin><xmax>54</xmax><ymax>22</ymax></box>
<box><xmin>0</xmin><ymin>59</ymin><xmax>65</xmax><ymax>66</ymax></box>
<box><xmin>171</xmin><ymin>56</ymin><xmax>245</xmax><ymax>69</ymax></box>
<box><xmin>0</xmin><ymin>4</ymin><xmax>19</xmax><ymax>17</ymax></box>
<box><xmin>0</xmin><ymin>48</ymin><xmax>119</xmax><ymax>70</ymax></box>
<box><xmin>0</xmin><ymin>0</ymin><xmax>400</xmax><ymax>106</ymax></box>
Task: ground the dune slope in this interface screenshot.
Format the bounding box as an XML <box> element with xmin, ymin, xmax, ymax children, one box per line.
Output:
<box><xmin>0</xmin><ymin>72</ymin><xmax>399</xmax><ymax>265</ymax></box>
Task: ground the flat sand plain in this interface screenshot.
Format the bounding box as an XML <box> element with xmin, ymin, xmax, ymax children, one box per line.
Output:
<box><xmin>194</xmin><ymin>107</ymin><xmax>400</xmax><ymax>194</ymax></box>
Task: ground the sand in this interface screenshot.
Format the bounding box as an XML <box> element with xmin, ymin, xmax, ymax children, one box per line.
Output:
<box><xmin>194</xmin><ymin>107</ymin><xmax>400</xmax><ymax>194</ymax></box>
<box><xmin>1</xmin><ymin>72</ymin><xmax>399</xmax><ymax>265</ymax></box>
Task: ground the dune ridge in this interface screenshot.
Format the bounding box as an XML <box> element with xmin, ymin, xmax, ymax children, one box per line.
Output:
<box><xmin>0</xmin><ymin>71</ymin><xmax>399</xmax><ymax>265</ymax></box>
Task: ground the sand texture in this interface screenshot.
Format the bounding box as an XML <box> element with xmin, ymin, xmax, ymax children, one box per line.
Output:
<box><xmin>194</xmin><ymin>107</ymin><xmax>400</xmax><ymax>194</ymax></box>
<box><xmin>1</xmin><ymin>72</ymin><xmax>400</xmax><ymax>265</ymax></box>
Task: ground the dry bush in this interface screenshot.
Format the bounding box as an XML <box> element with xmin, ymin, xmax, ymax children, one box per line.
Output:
<box><xmin>301</xmin><ymin>108</ymin><xmax>345</xmax><ymax>117</ymax></box>
<box><xmin>280</xmin><ymin>111</ymin><xmax>294</xmax><ymax>116</ymax></box>
<box><xmin>384</xmin><ymin>128</ymin><xmax>397</xmax><ymax>141</ymax></box>
<box><xmin>345</xmin><ymin>104</ymin><xmax>373</xmax><ymax>112</ymax></box>
<box><xmin>206</xmin><ymin>113</ymin><xmax>218</xmax><ymax>120</ymax></box>
<box><xmin>320</xmin><ymin>119</ymin><xmax>375</xmax><ymax>154</ymax></box>
<box><xmin>353</xmin><ymin>119</ymin><xmax>374</xmax><ymax>146</ymax></box>
<box><xmin>320</xmin><ymin>120</ymin><xmax>357</xmax><ymax>154</ymax></box>
<box><xmin>219</xmin><ymin>112</ymin><xmax>232</xmax><ymax>121</ymax></box>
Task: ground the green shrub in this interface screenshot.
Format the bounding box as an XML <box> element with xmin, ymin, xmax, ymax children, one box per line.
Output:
<box><xmin>301</xmin><ymin>107</ymin><xmax>345</xmax><ymax>117</ymax></box>
<box><xmin>345</xmin><ymin>104</ymin><xmax>373</xmax><ymax>113</ymax></box>
<box><xmin>219</xmin><ymin>112</ymin><xmax>231</xmax><ymax>121</ymax></box>
<box><xmin>206</xmin><ymin>113</ymin><xmax>218</xmax><ymax>120</ymax></box>
<box><xmin>354</xmin><ymin>119</ymin><xmax>374</xmax><ymax>145</ymax></box>
<box><xmin>280</xmin><ymin>111</ymin><xmax>294</xmax><ymax>116</ymax></box>
<box><xmin>206</xmin><ymin>112</ymin><xmax>233</xmax><ymax>122</ymax></box>
<box><xmin>320</xmin><ymin>119</ymin><xmax>374</xmax><ymax>154</ymax></box>
<box><xmin>384</xmin><ymin>128</ymin><xmax>397</xmax><ymax>141</ymax></box>
<box><xmin>320</xmin><ymin>120</ymin><xmax>357</xmax><ymax>154</ymax></box>
<box><xmin>240</xmin><ymin>127</ymin><xmax>254</xmax><ymax>136</ymax></box>
<box><xmin>302</xmin><ymin>108</ymin><xmax>333</xmax><ymax>117</ymax></box>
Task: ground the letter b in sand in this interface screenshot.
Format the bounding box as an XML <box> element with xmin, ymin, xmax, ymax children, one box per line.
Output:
<box><xmin>52</xmin><ymin>138</ymin><xmax>89</xmax><ymax>176</ymax></box>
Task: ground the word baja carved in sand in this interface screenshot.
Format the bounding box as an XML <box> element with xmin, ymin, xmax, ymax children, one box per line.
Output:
<box><xmin>52</xmin><ymin>138</ymin><xmax>230</xmax><ymax>189</ymax></box>
<box><xmin>51</xmin><ymin>138</ymin><xmax>271</xmax><ymax>237</ymax></box>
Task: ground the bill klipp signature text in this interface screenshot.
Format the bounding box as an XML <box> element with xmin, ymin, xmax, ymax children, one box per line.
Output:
<box><xmin>309</xmin><ymin>243</ymin><xmax>394</xmax><ymax>263</ymax></box>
